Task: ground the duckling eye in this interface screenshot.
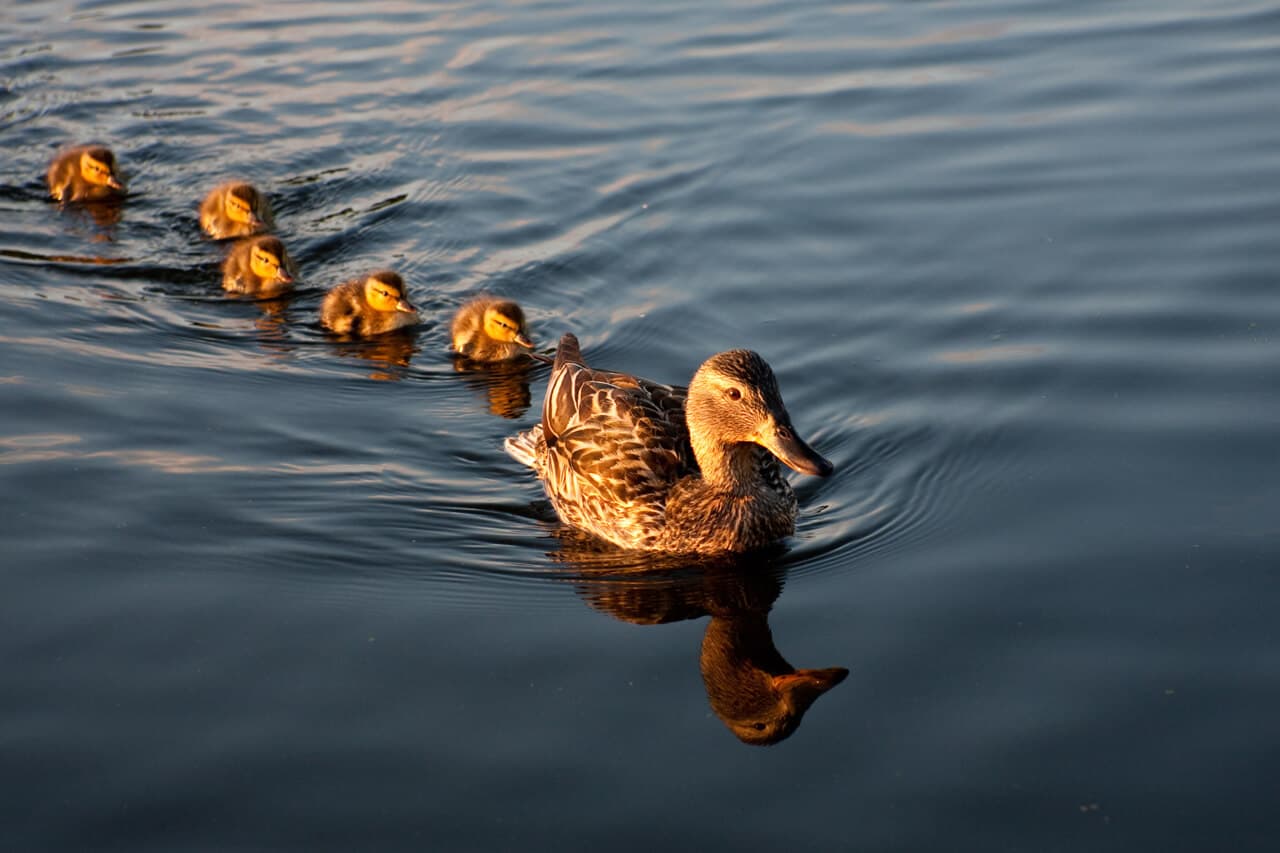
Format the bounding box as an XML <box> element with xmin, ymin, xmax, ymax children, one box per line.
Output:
<box><xmin>726</xmin><ymin>387</ymin><xmax>742</xmax><ymax>401</ymax></box>
<box><xmin>752</xmin><ymin>722</ymin><xmax>766</xmax><ymax>731</ymax></box>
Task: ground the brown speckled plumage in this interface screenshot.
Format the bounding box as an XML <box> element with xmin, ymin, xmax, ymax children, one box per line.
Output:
<box><xmin>199</xmin><ymin>181</ymin><xmax>274</xmax><ymax>239</ymax></box>
<box><xmin>46</xmin><ymin>145</ymin><xmax>126</xmax><ymax>202</ymax></box>
<box><xmin>320</xmin><ymin>271</ymin><xmax>419</xmax><ymax>336</ymax></box>
<box><xmin>505</xmin><ymin>333</ymin><xmax>833</xmax><ymax>553</ymax></box>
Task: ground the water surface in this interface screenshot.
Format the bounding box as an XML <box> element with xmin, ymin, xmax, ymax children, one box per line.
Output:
<box><xmin>3</xmin><ymin>1</ymin><xmax>1279</xmax><ymax>850</ymax></box>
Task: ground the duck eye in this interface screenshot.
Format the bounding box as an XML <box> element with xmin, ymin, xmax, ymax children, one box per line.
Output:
<box><xmin>726</xmin><ymin>387</ymin><xmax>742</xmax><ymax>401</ymax></box>
<box><xmin>753</xmin><ymin>722</ymin><xmax>766</xmax><ymax>731</ymax></box>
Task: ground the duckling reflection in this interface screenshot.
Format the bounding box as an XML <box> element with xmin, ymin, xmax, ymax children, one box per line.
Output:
<box><xmin>327</xmin><ymin>329</ymin><xmax>421</xmax><ymax>382</ymax></box>
<box><xmin>452</xmin><ymin>357</ymin><xmax>535</xmax><ymax>419</ymax></box>
<box><xmin>57</xmin><ymin>197</ymin><xmax>125</xmax><ymax>232</ymax></box>
<box><xmin>254</xmin><ymin>290</ymin><xmax>298</xmax><ymax>320</ymax></box>
<box><xmin>568</xmin><ymin>553</ymin><xmax>848</xmax><ymax>745</ymax></box>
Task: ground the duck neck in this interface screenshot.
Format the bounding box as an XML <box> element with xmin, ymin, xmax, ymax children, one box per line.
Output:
<box><xmin>692</xmin><ymin>435</ymin><xmax>762</xmax><ymax>493</ymax></box>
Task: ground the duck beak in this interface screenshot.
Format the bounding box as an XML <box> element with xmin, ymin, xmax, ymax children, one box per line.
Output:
<box><xmin>756</xmin><ymin>418</ymin><xmax>834</xmax><ymax>477</ymax></box>
<box><xmin>107</xmin><ymin>175</ymin><xmax>125</xmax><ymax>190</ymax></box>
<box><xmin>773</xmin><ymin>667</ymin><xmax>849</xmax><ymax>710</ymax></box>
<box><xmin>275</xmin><ymin>268</ymin><xmax>294</xmax><ymax>284</ymax></box>
<box><xmin>514</xmin><ymin>332</ymin><xmax>535</xmax><ymax>349</ymax></box>
<box><xmin>396</xmin><ymin>298</ymin><xmax>416</xmax><ymax>314</ymax></box>
<box><xmin>248</xmin><ymin>213</ymin><xmax>264</xmax><ymax>230</ymax></box>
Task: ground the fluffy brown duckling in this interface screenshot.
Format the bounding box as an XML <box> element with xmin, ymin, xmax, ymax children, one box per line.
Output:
<box><xmin>450</xmin><ymin>296</ymin><xmax>535</xmax><ymax>362</ymax></box>
<box><xmin>199</xmin><ymin>181</ymin><xmax>274</xmax><ymax>239</ymax></box>
<box><xmin>320</xmin><ymin>271</ymin><xmax>419</xmax><ymax>336</ymax></box>
<box><xmin>221</xmin><ymin>235</ymin><xmax>297</xmax><ymax>296</ymax></box>
<box><xmin>46</xmin><ymin>145</ymin><xmax>126</xmax><ymax>202</ymax></box>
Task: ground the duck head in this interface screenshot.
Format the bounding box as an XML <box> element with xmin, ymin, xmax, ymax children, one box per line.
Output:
<box><xmin>686</xmin><ymin>350</ymin><xmax>834</xmax><ymax>478</ymax></box>
<box><xmin>714</xmin><ymin>664</ymin><xmax>849</xmax><ymax>746</ymax></box>
<box><xmin>482</xmin><ymin>301</ymin><xmax>534</xmax><ymax>349</ymax></box>
<box><xmin>362</xmin><ymin>271</ymin><xmax>416</xmax><ymax>315</ymax></box>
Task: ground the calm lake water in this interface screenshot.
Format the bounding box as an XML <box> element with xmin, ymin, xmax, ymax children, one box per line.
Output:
<box><xmin>3</xmin><ymin>0</ymin><xmax>1279</xmax><ymax>850</ymax></box>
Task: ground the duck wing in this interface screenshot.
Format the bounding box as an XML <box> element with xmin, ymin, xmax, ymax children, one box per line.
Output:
<box><xmin>540</xmin><ymin>334</ymin><xmax>695</xmax><ymax>512</ymax></box>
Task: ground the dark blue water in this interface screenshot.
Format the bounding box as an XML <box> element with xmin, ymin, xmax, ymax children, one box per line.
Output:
<box><xmin>3</xmin><ymin>1</ymin><xmax>1279</xmax><ymax>850</ymax></box>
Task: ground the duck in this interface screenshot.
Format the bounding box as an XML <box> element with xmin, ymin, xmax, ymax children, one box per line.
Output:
<box><xmin>451</xmin><ymin>296</ymin><xmax>535</xmax><ymax>362</ymax></box>
<box><xmin>221</xmin><ymin>235</ymin><xmax>297</xmax><ymax>296</ymax></box>
<box><xmin>199</xmin><ymin>181</ymin><xmax>273</xmax><ymax>239</ymax></box>
<box><xmin>46</xmin><ymin>145</ymin><xmax>126</xmax><ymax>202</ymax></box>
<box><xmin>319</xmin><ymin>270</ymin><xmax>419</xmax><ymax>335</ymax></box>
<box><xmin>504</xmin><ymin>333</ymin><xmax>834</xmax><ymax>553</ymax></box>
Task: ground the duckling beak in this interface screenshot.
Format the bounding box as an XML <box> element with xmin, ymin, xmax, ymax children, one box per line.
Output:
<box><xmin>275</xmin><ymin>268</ymin><xmax>294</xmax><ymax>284</ymax></box>
<box><xmin>395</xmin><ymin>298</ymin><xmax>416</xmax><ymax>314</ymax></box>
<box><xmin>756</xmin><ymin>419</ymin><xmax>834</xmax><ymax>477</ymax></box>
<box><xmin>514</xmin><ymin>332</ymin><xmax>535</xmax><ymax>349</ymax></box>
<box><xmin>248</xmin><ymin>213</ymin><xmax>264</xmax><ymax>230</ymax></box>
<box><xmin>107</xmin><ymin>175</ymin><xmax>125</xmax><ymax>190</ymax></box>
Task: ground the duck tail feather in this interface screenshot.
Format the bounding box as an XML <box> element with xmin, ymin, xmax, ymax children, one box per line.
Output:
<box><xmin>553</xmin><ymin>333</ymin><xmax>585</xmax><ymax>370</ymax></box>
<box><xmin>504</xmin><ymin>426</ymin><xmax>542</xmax><ymax>468</ymax></box>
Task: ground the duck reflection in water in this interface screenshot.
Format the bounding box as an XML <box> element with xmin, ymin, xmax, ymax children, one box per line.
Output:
<box><xmin>452</xmin><ymin>357</ymin><xmax>536</xmax><ymax>419</ymax></box>
<box><xmin>563</xmin><ymin>542</ymin><xmax>848</xmax><ymax>745</ymax></box>
<box><xmin>699</xmin><ymin>577</ymin><xmax>847</xmax><ymax>745</ymax></box>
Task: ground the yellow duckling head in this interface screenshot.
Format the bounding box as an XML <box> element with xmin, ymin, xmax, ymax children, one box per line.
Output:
<box><xmin>362</xmin><ymin>271</ymin><xmax>416</xmax><ymax>315</ymax></box>
<box><xmin>248</xmin><ymin>237</ymin><xmax>294</xmax><ymax>286</ymax></box>
<box><xmin>224</xmin><ymin>183</ymin><xmax>265</xmax><ymax>229</ymax></box>
<box><xmin>80</xmin><ymin>147</ymin><xmax>125</xmax><ymax>191</ymax></box>
<box><xmin>482</xmin><ymin>301</ymin><xmax>534</xmax><ymax>349</ymax></box>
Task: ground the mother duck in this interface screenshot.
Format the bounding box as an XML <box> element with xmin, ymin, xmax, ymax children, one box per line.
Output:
<box><xmin>505</xmin><ymin>334</ymin><xmax>833</xmax><ymax>553</ymax></box>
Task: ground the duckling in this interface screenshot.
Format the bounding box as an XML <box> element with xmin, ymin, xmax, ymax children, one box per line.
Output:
<box><xmin>451</xmin><ymin>296</ymin><xmax>535</xmax><ymax>362</ymax></box>
<box><xmin>46</xmin><ymin>145</ymin><xmax>126</xmax><ymax>202</ymax></box>
<box><xmin>199</xmin><ymin>181</ymin><xmax>274</xmax><ymax>239</ymax></box>
<box><xmin>320</xmin><ymin>270</ymin><xmax>419</xmax><ymax>336</ymax></box>
<box><xmin>222</xmin><ymin>235</ymin><xmax>297</xmax><ymax>296</ymax></box>
<box><xmin>505</xmin><ymin>334</ymin><xmax>834</xmax><ymax>553</ymax></box>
